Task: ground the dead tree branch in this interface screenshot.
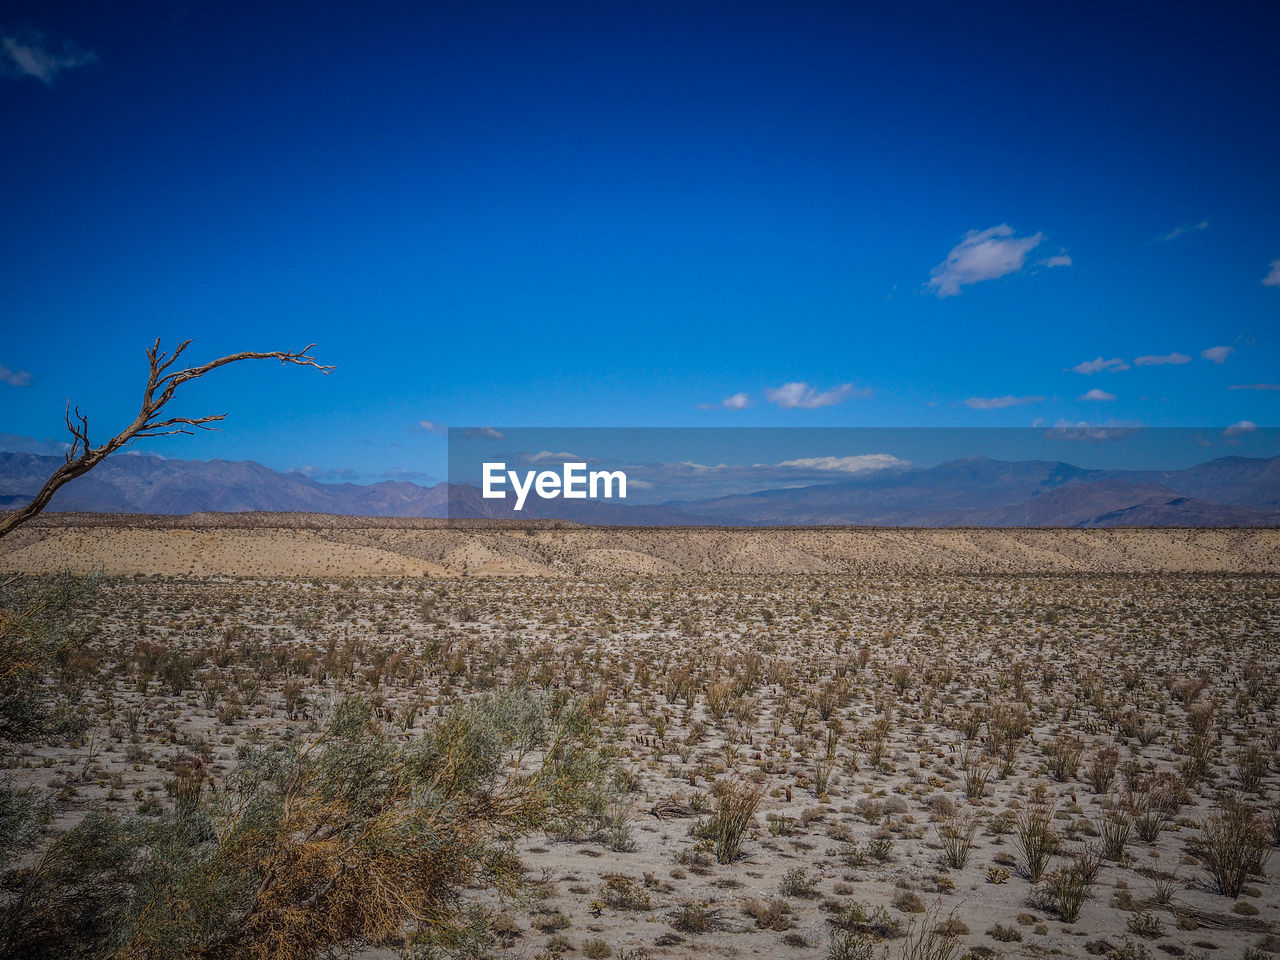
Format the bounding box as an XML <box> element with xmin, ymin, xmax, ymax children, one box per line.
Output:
<box><xmin>0</xmin><ymin>340</ymin><xmax>333</xmax><ymax>539</ymax></box>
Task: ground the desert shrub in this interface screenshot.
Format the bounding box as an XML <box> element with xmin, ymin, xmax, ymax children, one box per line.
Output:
<box><xmin>892</xmin><ymin>890</ymin><xmax>926</xmax><ymax>913</ymax></box>
<box><xmin>669</xmin><ymin>901</ymin><xmax>716</xmax><ymax>933</ymax></box>
<box><xmin>988</xmin><ymin>922</ymin><xmax>1022</xmax><ymax>942</ymax></box>
<box><xmin>599</xmin><ymin>875</ymin><xmax>652</xmax><ymax>912</ymax></box>
<box><xmin>867</xmin><ymin>716</ymin><xmax>892</xmax><ymax>766</ymax></box>
<box><xmin>1099</xmin><ymin>808</ymin><xmax>1132</xmax><ymax>860</ymax></box>
<box><xmin>1014</xmin><ymin>796</ymin><xmax>1058</xmax><ymax>883</ymax></box>
<box><xmin>896</xmin><ymin>906</ymin><xmax>962</xmax><ymax>960</ymax></box>
<box><xmin>778</xmin><ymin>867</ymin><xmax>818</xmax><ymax>898</ymax></box>
<box><xmin>705</xmin><ymin>778</ymin><xmax>764</xmax><ymax>863</ymax></box>
<box><xmin>1045</xmin><ymin>861</ymin><xmax>1092</xmax><ymax>922</ymax></box>
<box><xmin>1234</xmin><ymin>744</ymin><xmax>1271</xmax><ymax>793</ymax></box>
<box><xmin>0</xmin><ymin>691</ymin><xmax>605</xmax><ymax>960</ymax></box>
<box><xmin>0</xmin><ymin>574</ymin><xmax>96</xmax><ymax>749</ymax></box>
<box><xmin>829</xmin><ymin>900</ymin><xmax>902</xmax><ymax>939</ymax></box>
<box><xmin>0</xmin><ymin>781</ymin><xmax>49</xmax><ymax>869</ymax></box>
<box><xmin>1190</xmin><ymin>794</ymin><xmax>1271</xmax><ymax>898</ymax></box>
<box><xmin>596</xmin><ymin>800</ymin><xmax>637</xmax><ymax>852</ymax></box>
<box><xmin>1125</xmin><ymin>911</ymin><xmax>1164</xmax><ymax>939</ymax></box>
<box><xmin>935</xmin><ymin>810</ymin><xmax>979</xmax><ymax>869</ymax></box>
<box><xmin>827</xmin><ymin>927</ymin><xmax>876</xmax><ymax>960</ymax></box>
<box><xmin>1044</xmin><ymin>735</ymin><xmax>1084</xmax><ymax>782</ymax></box>
<box><xmin>960</xmin><ymin>744</ymin><xmax>994</xmax><ymax>801</ymax></box>
<box><xmin>1085</xmin><ymin>746</ymin><xmax>1119</xmax><ymax>794</ymax></box>
<box><xmin>1129</xmin><ymin>778</ymin><xmax>1182</xmax><ymax>842</ymax></box>
<box><xmin>157</xmin><ymin>650</ymin><xmax>197</xmax><ymax>696</ymax></box>
<box><xmin>1106</xmin><ymin>937</ymin><xmax>1154</xmax><ymax>960</ymax></box>
<box><xmin>3</xmin><ymin>810</ymin><xmax>147</xmax><ymax>958</ymax></box>
<box><xmin>812</xmin><ymin>755</ymin><xmax>835</xmax><ymax>797</ymax></box>
<box><xmin>743</xmin><ymin>897</ymin><xmax>793</xmax><ymax>931</ymax></box>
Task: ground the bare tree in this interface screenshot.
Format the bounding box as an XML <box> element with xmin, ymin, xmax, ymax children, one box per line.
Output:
<box><xmin>0</xmin><ymin>339</ymin><xmax>333</xmax><ymax>539</ymax></box>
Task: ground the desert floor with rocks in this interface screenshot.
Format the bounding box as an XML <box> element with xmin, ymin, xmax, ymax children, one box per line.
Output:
<box><xmin>2</xmin><ymin>517</ymin><xmax>1277</xmax><ymax>959</ymax></box>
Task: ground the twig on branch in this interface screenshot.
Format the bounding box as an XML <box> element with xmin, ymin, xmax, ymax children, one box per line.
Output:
<box><xmin>0</xmin><ymin>340</ymin><xmax>333</xmax><ymax>539</ymax></box>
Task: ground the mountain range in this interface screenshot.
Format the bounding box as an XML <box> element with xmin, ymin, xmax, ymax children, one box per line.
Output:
<box><xmin>2</xmin><ymin>450</ymin><xmax>1278</xmax><ymax>526</ymax></box>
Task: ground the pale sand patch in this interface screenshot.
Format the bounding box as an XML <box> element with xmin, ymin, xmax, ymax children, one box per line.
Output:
<box><xmin>2</xmin><ymin>517</ymin><xmax>1277</xmax><ymax>577</ymax></box>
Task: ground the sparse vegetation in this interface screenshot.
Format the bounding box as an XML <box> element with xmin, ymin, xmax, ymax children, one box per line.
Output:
<box><xmin>0</xmin><ymin>551</ymin><xmax>1275</xmax><ymax>958</ymax></box>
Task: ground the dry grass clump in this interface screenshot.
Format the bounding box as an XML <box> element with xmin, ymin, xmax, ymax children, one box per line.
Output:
<box><xmin>934</xmin><ymin>809</ymin><xmax>979</xmax><ymax>869</ymax></box>
<box><xmin>1190</xmin><ymin>793</ymin><xmax>1271</xmax><ymax>898</ymax></box>
<box><xmin>703</xmin><ymin>778</ymin><xmax>764</xmax><ymax>864</ymax></box>
<box><xmin>1014</xmin><ymin>795</ymin><xmax>1058</xmax><ymax>883</ymax></box>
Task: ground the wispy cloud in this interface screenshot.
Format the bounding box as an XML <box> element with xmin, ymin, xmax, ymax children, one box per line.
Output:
<box><xmin>926</xmin><ymin>224</ymin><xmax>1046</xmax><ymax>298</ymax></box>
<box><xmin>1040</xmin><ymin>253</ymin><xmax>1072</xmax><ymax>268</ymax></box>
<box><xmin>1160</xmin><ymin>220</ymin><xmax>1209</xmax><ymax>242</ymax></box>
<box><xmin>523</xmin><ymin>450</ymin><xmax>589</xmax><ymax>464</ymax></box>
<box><xmin>1133</xmin><ymin>352</ymin><xmax>1191</xmax><ymax>366</ymax></box>
<box><xmin>776</xmin><ymin>454</ymin><xmax>909</xmax><ymax>474</ymax></box>
<box><xmin>415</xmin><ymin>419</ymin><xmax>448</xmax><ymax>435</ymax></box>
<box><xmin>1264</xmin><ymin>259</ymin><xmax>1280</xmax><ymax>287</ymax></box>
<box><xmin>294</xmin><ymin>465</ymin><xmax>361</xmax><ymax>482</ymax></box>
<box><xmin>2</xmin><ymin>31</ymin><xmax>97</xmax><ymax>84</ymax></box>
<box><xmin>0</xmin><ymin>431</ymin><xmax>71</xmax><ymax>455</ymax></box>
<box><xmin>1229</xmin><ymin>383</ymin><xmax>1280</xmax><ymax>391</ymax></box>
<box><xmin>699</xmin><ymin>392</ymin><xmax>752</xmax><ymax>411</ymax></box>
<box><xmin>0</xmin><ymin>364</ymin><xmax>33</xmax><ymax>387</ymax></box>
<box><xmin>1046</xmin><ymin>420</ymin><xmax>1140</xmax><ymax>442</ymax></box>
<box><xmin>964</xmin><ymin>395</ymin><xmax>1045</xmax><ymax>410</ymax></box>
<box><xmin>461</xmin><ymin>427</ymin><xmax>505</xmax><ymax>440</ymax></box>
<box><xmin>1068</xmin><ymin>356</ymin><xmax>1129</xmax><ymax>375</ymax></box>
<box><xmin>1201</xmin><ymin>345</ymin><xmax>1234</xmax><ymax>364</ymax></box>
<box><xmin>384</xmin><ymin>467</ymin><xmax>439</xmax><ymax>483</ymax></box>
<box><xmin>1079</xmin><ymin>388</ymin><xmax>1116</xmax><ymax>401</ymax></box>
<box><xmin>765</xmin><ymin>381</ymin><xmax>868</xmax><ymax>409</ymax></box>
<box><xmin>1223</xmin><ymin>420</ymin><xmax>1257</xmax><ymax>437</ymax></box>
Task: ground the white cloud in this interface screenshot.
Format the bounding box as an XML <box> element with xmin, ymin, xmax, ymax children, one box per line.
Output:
<box><xmin>1069</xmin><ymin>356</ymin><xmax>1129</xmax><ymax>375</ymax></box>
<box><xmin>699</xmin><ymin>392</ymin><xmax>752</xmax><ymax>411</ymax></box>
<box><xmin>776</xmin><ymin>454</ymin><xmax>909</xmax><ymax>474</ymax></box>
<box><xmin>524</xmin><ymin>450</ymin><xmax>588</xmax><ymax>464</ymax></box>
<box><xmin>964</xmin><ymin>395</ymin><xmax>1045</xmax><ymax>410</ymax></box>
<box><xmin>1040</xmin><ymin>254</ymin><xmax>1073</xmax><ymax>268</ymax></box>
<box><xmin>1263</xmin><ymin>259</ymin><xmax>1280</xmax><ymax>287</ymax></box>
<box><xmin>1133</xmin><ymin>352</ymin><xmax>1191</xmax><ymax>366</ymax></box>
<box><xmin>0</xmin><ymin>364</ymin><xmax>33</xmax><ymax>387</ymax></box>
<box><xmin>1079</xmin><ymin>388</ymin><xmax>1116</xmax><ymax>401</ymax></box>
<box><xmin>1229</xmin><ymin>383</ymin><xmax>1280</xmax><ymax>391</ymax></box>
<box><xmin>927</xmin><ymin>224</ymin><xmax>1045</xmax><ymax>298</ymax></box>
<box><xmin>416</xmin><ymin>419</ymin><xmax>448</xmax><ymax>435</ymax></box>
<box><xmin>1201</xmin><ymin>345</ymin><xmax>1234</xmax><ymax>364</ymax></box>
<box><xmin>765</xmin><ymin>381</ymin><xmax>869</xmax><ymax>409</ymax></box>
<box><xmin>2</xmin><ymin>32</ymin><xmax>97</xmax><ymax>84</ymax></box>
<box><xmin>1160</xmin><ymin>221</ymin><xmax>1209</xmax><ymax>242</ymax></box>
<box><xmin>1223</xmin><ymin>420</ymin><xmax>1257</xmax><ymax>437</ymax></box>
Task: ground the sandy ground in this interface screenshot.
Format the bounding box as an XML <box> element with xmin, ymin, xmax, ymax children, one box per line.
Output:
<box><xmin>3</xmin><ymin>518</ymin><xmax>1278</xmax><ymax>958</ymax></box>
<box><xmin>2</xmin><ymin>514</ymin><xmax>1279</xmax><ymax>576</ymax></box>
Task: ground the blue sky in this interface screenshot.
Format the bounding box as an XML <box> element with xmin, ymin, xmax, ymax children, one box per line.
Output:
<box><xmin>1</xmin><ymin>1</ymin><xmax>1277</xmax><ymax>484</ymax></box>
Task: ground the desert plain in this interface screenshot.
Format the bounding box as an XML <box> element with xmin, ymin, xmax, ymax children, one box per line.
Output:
<box><xmin>1</xmin><ymin>515</ymin><xmax>1278</xmax><ymax>959</ymax></box>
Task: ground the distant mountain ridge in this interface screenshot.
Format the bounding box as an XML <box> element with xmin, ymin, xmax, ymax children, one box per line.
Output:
<box><xmin>2</xmin><ymin>450</ymin><xmax>1278</xmax><ymax>526</ymax></box>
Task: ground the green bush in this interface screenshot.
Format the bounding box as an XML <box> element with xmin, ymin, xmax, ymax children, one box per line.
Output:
<box><xmin>0</xmin><ymin>690</ymin><xmax>606</xmax><ymax>960</ymax></box>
